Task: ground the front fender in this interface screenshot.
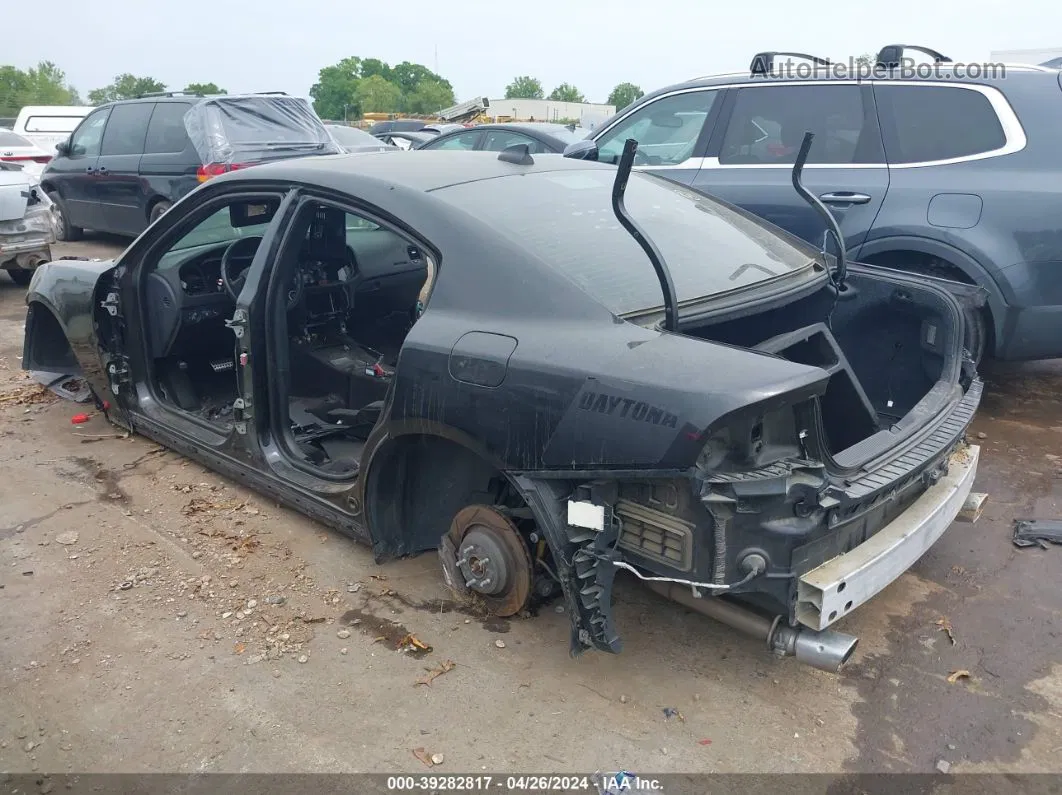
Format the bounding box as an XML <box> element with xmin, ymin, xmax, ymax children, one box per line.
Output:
<box><xmin>23</xmin><ymin>258</ymin><xmax>118</xmax><ymax>412</ymax></box>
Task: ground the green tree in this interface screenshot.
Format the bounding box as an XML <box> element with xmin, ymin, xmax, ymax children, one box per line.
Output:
<box><xmin>391</xmin><ymin>61</ymin><xmax>453</xmax><ymax>100</ymax></box>
<box><xmin>854</xmin><ymin>52</ymin><xmax>875</xmax><ymax>68</ymax></box>
<box><xmin>504</xmin><ymin>76</ymin><xmax>544</xmax><ymax>100</ymax></box>
<box><xmin>0</xmin><ymin>62</ymin><xmax>80</xmax><ymax>115</ymax></box>
<box><xmin>184</xmin><ymin>82</ymin><xmax>226</xmax><ymax>95</ymax></box>
<box><xmin>360</xmin><ymin>58</ymin><xmax>394</xmax><ymax>83</ymax></box>
<box><xmin>310</xmin><ymin>57</ymin><xmax>363</xmax><ymax>119</ymax></box>
<box><xmin>356</xmin><ymin>74</ymin><xmax>402</xmax><ymax>113</ymax></box>
<box><xmin>607</xmin><ymin>82</ymin><xmax>642</xmax><ymax>110</ymax></box>
<box><xmin>88</xmin><ymin>74</ymin><xmax>166</xmax><ymax>104</ymax></box>
<box><xmin>310</xmin><ymin>56</ymin><xmax>455</xmax><ymax>120</ymax></box>
<box><xmin>405</xmin><ymin>79</ymin><xmax>454</xmax><ymax>114</ymax></box>
<box><xmin>548</xmin><ymin>83</ymin><xmax>585</xmax><ymax>103</ymax></box>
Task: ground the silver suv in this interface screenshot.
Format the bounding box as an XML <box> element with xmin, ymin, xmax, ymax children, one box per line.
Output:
<box><xmin>567</xmin><ymin>45</ymin><xmax>1062</xmax><ymax>362</ymax></box>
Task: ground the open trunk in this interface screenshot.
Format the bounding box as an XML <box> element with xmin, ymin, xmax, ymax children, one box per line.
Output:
<box><xmin>679</xmin><ymin>265</ymin><xmax>967</xmax><ymax>469</ymax></box>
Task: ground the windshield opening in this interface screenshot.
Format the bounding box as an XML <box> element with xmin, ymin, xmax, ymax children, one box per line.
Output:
<box><xmin>432</xmin><ymin>169</ymin><xmax>818</xmax><ymax>316</ymax></box>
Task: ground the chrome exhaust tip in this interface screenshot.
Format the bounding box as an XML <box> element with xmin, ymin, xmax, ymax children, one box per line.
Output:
<box><xmin>791</xmin><ymin>628</ymin><xmax>860</xmax><ymax>673</ymax></box>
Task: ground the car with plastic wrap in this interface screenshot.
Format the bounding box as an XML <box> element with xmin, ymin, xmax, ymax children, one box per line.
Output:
<box><xmin>20</xmin><ymin>136</ymin><xmax>986</xmax><ymax>672</ymax></box>
<box><xmin>39</xmin><ymin>92</ymin><xmax>341</xmax><ymax>240</ymax></box>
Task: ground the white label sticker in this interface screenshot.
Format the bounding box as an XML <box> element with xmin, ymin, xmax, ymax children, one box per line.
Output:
<box><xmin>567</xmin><ymin>500</ymin><xmax>605</xmax><ymax>531</ymax></box>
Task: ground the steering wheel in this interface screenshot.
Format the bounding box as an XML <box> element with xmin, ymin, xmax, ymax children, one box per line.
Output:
<box><xmin>220</xmin><ymin>236</ymin><xmax>263</xmax><ymax>301</ymax></box>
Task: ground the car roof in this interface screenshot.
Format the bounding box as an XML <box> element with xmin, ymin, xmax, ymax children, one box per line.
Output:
<box><xmin>217</xmin><ymin>149</ymin><xmax>615</xmax><ymax>193</ymax></box>
<box><xmin>467</xmin><ymin>122</ymin><xmax>574</xmax><ymax>136</ymax></box>
<box><xmin>648</xmin><ymin>59</ymin><xmax>1059</xmax><ymax>97</ymax></box>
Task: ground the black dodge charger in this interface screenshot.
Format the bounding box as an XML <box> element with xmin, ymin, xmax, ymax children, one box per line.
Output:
<box><xmin>21</xmin><ymin>141</ymin><xmax>985</xmax><ymax>672</ymax></box>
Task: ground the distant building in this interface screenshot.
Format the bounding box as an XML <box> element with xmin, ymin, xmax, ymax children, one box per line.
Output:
<box><xmin>487</xmin><ymin>98</ymin><xmax>615</xmax><ymax>131</ymax></box>
<box><xmin>990</xmin><ymin>47</ymin><xmax>1062</xmax><ymax>66</ymax></box>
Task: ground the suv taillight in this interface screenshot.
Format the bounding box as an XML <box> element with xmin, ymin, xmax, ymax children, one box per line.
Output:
<box><xmin>197</xmin><ymin>162</ymin><xmax>248</xmax><ymax>182</ymax></box>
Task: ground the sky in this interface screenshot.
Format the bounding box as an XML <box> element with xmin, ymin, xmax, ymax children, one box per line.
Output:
<box><xmin>6</xmin><ymin>0</ymin><xmax>1060</xmax><ymax>105</ymax></box>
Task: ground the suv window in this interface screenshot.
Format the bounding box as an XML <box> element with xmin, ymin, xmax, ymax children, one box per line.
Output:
<box><xmin>100</xmin><ymin>102</ymin><xmax>154</xmax><ymax>156</ymax></box>
<box><xmin>145</xmin><ymin>102</ymin><xmax>193</xmax><ymax>154</ymax></box>
<box><xmin>719</xmin><ymin>85</ymin><xmax>875</xmax><ymax>165</ymax></box>
<box><xmin>69</xmin><ymin>109</ymin><xmax>110</xmax><ymax>157</ymax></box>
<box><xmin>596</xmin><ymin>90</ymin><xmax>717</xmax><ymax>165</ymax></box>
<box><xmin>875</xmin><ymin>85</ymin><xmax>1007</xmax><ymax>164</ymax></box>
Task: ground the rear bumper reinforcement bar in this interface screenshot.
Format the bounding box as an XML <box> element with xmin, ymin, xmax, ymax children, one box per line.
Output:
<box><xmin>797</xmin><ymin>443</ymin><xmax>980</xmax><ymax>631</ymax></box>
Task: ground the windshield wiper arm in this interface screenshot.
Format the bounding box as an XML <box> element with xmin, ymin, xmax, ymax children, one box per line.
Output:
<box><xmin>612</xmin><ymin>138</ymin><xmax>679</xmax><ymax>332</ymax></box>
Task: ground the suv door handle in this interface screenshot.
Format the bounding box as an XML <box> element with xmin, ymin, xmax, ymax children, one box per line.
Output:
<box><xmin>96</xmin><ymin>166</ymin><xmax>108</xmax><ymax>176</ymax></box>
<box><xmin>85</xmin><ymin>166</ymin><xmax>96</xmax><ymax>173</ymax></box>
<box><xmin>819</xmin><ymin>191</ymin><xmax>871</xmax><ymax>205</ymax></box>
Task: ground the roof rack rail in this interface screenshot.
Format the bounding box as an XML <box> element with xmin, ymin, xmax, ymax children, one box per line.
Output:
<box><xmin>876</xmin><ymin>45</ymin><xmax>952</xmax><ymax>69</ymax></box>
<box><xmin>252</xmin><ymin>91</ymin><xmax>289</xmax><ymax>95</ymax></box>
<box><xmin>136</xmin><ymin>90</ymin><xmax>204</xmax><ymax>99</ymax></box>
<box><xmin>750</xmin><ymin>51</ymin><xmax>831</xmax><ymax>75</ymax></box>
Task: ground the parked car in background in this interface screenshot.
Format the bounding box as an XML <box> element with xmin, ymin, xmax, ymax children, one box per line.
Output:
<box><xmin>420</xmin><ymin>123</ymin><xmax>465</xmax><ymax>135</ymax></box>
<box><xmin>0</xmin><ymin>130</ymin><xmax>54</xmax><ymax>179</ymax></box>
<box><xmin>20</xmin><ymin>148</ymin><xmax>985</xmax><ymax>673</ymax></box>
<box><xmin>566</xmin><ymin>44</ymin><xmax>1062</xmax><ymax>362</ymax></box>
<box><xmin>12</xmin><ymin>105</ymin><xmax>93</xmax><ymax>154</ymax></box>
<box><xmin>367</xmin><ymin>118</ymin><xmax>426</xmax><ymax>135</ymax></box>
<box><xmin>0</xmin><ymin>164</ymin><xmax>55</xmax><ymax>285</ymax></box>
<box><xmin>416</xmin><ymin>122</ymin><xmax>584</xmax><ymax>154</ymax></box>
<box><xmin>325</xmin><ymin>124</ymin><xmax>398</xmax><ymax>153</ymax></box>
<box><xmin>40</xmin><ymin>93</ymin><xmax>340</xmax><ymax>241</ymax></box>
<box><xmin>375</xmin><ymin>131</ymin><xmax>435</xmax><ymax>150</ymax></box>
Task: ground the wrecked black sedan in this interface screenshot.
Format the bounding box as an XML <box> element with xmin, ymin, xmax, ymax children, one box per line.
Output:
<box><xmin>22</xmin><ymin>139</ymin><xmax>985</xmax><ymax>672</ymax></box>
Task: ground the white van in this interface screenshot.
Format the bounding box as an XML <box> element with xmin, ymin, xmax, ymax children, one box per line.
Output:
<box><xmin>12</xmin><ymin>106</ymin><xmax>94</xmax><ymax>154</ymax></box>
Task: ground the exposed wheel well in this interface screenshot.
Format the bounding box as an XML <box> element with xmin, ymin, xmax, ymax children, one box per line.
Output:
<box><xmin>858</xmin><ymin>249</ymin><xmax>995</xmax><ymax>357</ymax></box>
<box><xmin>364</xmin><ymin>434</ymin><xmax>511</xmax><ymax>560</ymax></box>
<box><xmin>23</xmin><ymin>302</ymin><xmax>80</xmax><ymax>373</ymax></box>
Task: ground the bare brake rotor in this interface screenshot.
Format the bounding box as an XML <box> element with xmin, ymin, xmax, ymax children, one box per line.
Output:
<box><xmin>439</xmin><ymin>505</ymin><xmax>533</xmax><ymax>618</ymax></box>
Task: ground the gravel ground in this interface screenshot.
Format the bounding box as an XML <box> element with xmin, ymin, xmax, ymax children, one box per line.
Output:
<box><xmin>1</xmin><ymin>237</ymin><xmax>1060</xmax><ymax>778</ymax></box>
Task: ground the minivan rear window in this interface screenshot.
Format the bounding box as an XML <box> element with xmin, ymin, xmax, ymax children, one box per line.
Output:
<box><xmin>183</xmin><ymin>95</ymin><xmax>341</xmax><ymax>166</ymax></box>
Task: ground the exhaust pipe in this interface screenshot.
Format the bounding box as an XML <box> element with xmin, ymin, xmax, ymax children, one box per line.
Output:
<box><xmin>646</xmin><ymin>581</ymin><xmax>859</xmax><ymax>673</ymax></box>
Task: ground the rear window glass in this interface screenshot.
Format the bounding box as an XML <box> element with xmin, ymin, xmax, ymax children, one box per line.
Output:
<box><xmin>22</xmin><ymin>115</ymin><xmax>86</xmax><ymax>133</ymax></box>
<box><xmin>876</xmin><ymin>86</ymin><xmax>1007</xmax><ymax>164</ymax></box>
<box><xmin>432</xmin><ymin>168</ymin><xmax>815</xmax><ymax>315</ymax></box>
<box><xmin>0</xmin><ymin>131</ymin><xmax>32</xmax><ymax>147</ymax></box>
<box><xmin>184</xmin><ymin>96</ymin><xmax>341</xmax><ymax>165</ymax></box>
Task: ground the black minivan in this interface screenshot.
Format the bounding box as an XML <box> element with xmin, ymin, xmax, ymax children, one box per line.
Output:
<box><xmin>40</xmin><ymin>93</ymin><xmax>340</xmax><ymax>240</ymax></box>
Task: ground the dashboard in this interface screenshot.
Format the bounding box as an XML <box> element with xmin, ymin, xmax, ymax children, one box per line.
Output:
<box><xmin>143</xmin><ymin>231</ymin><xmax>428</xmax><ymax>360</ymax></box>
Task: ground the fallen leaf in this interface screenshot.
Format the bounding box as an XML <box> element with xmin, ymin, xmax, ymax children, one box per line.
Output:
<box><xmin>370</xmin><ymin>574</ymin><xmax>388</xmax><ymax>581</ymax></box>
<box><xmin>412</xmin><ymin>747</ymin><xmax>433</xmax><ymax>767</ymax></box>
<box><xmin>233</xmin><ymin>642</ymin><xmax>246</xmax><ymax>655</ymax></box>
<box><xmin>947</xmin><ymin>669</ymin><xmax>971</xmax><ymax>684</ymax></box>
<box><xmin>416</xmin><ymin>660</ymin><xmax>455</xmax><ymax>687</ymax></box>
<box><xmin>936</xmin><ymin>617</ymin><xmax>957</xmax><ymax>645</ymax></box>
<box><xmin>374</xmin><ymin>636</ymin><xmax>387</xmax><ymax>643</ymax></box>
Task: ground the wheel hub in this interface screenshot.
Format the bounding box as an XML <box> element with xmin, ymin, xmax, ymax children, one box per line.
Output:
<box><xmin>442</xmin><ymin>505</ymin><xmax>533</xmax><ymax>617</ymax></box>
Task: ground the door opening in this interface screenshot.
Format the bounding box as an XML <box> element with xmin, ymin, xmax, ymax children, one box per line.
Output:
<box><xmin>266</xmin><ymin>200</ymin><xmax>435</xmax><ymax>477</ymax></box>
<box><xmin>138</xmin><ymin>194</ymin><xmax>283</xmax><ymax>432</ymax></box>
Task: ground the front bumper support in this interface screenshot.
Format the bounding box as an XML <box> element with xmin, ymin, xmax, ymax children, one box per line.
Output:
<box><xmin>797</xmin><ymin>443</ymin><xmax>980</xmax><ymax>631</ymax></box>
